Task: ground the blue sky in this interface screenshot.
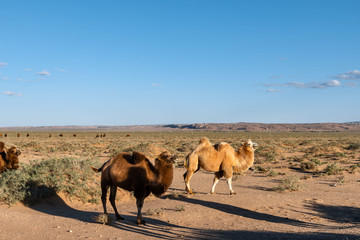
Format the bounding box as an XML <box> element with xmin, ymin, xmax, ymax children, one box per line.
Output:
<box><xmin>1</xmin><ymin>0</ymin><xmax>359</xmax><ymax>127</ymax></box>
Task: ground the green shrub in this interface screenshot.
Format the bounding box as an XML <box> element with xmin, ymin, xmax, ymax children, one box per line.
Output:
<box><xmin>323</xmin><ymin>163</ymin><xmax>343</xmax><ymax>175</ymax></box>
<box><xmin>0</xmin><ymin>158</ymin><xmax>100</xmax><ymax>206</ymax></box>
<box><xmin>345</xmin><ymin>142</ymin><xmax>360</xmax><ymax>150</ymax></box>
<box><xmin>255</xmin><ymin>146</ymin><xmax>278</xmax><ymax>163</ymax></box>
<box><xmin>273</xmin><ymin>176</ymin><xmax>301</xmax><ymax>192</ymax></box>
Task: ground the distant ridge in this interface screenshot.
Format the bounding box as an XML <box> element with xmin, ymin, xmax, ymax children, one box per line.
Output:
<box><xmin>1</xmin><ymin>122</ymin><xmax>360</xmax><ymax>132</ymax></box>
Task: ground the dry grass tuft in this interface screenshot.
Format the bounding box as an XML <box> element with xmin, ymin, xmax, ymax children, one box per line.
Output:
<box><xmin>93</xmin><ymin>213</ymin><xmax>113</xmax><ymax>225</ymax></box>
<box><xmin>300</xmin><ymin>161</ymin><xmax>317</xmax><ymax>171</ymax></box>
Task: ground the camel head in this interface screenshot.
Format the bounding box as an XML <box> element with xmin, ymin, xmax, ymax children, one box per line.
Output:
<box><xmin>241</xmin><ymin>139</ymin><xmax>258</xmax><ymax>152</ymax></box>
<box><xmin>155</xmin><ymin>151</ymin><xmax>177</xmax><ymax>166</ymax></box>
<box><xmin>8</xmin><ymin>146</ymin><xmax>21</xmax><ymax>156</ymax></box>
<box><xmin>7</xmin><ymin>146</ymin><xmax>22</xmax><ymax>160</ymax></box>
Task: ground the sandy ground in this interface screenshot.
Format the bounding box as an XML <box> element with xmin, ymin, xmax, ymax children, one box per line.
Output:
<box><xmin>1</xmin><ymin>165</ymin><xmax>360</xmax><ymax>240</ymax></box>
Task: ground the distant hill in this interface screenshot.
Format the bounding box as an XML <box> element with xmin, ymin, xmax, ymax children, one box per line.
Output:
<box><xmin>1</xmin><ymin>122</ymin><xmax>360</xmax><ymax>132</ymax></box>
<box><xmin>162</xmin><ymin>122</ymin><xmax>360</xmax><ymax>132</ymax></box>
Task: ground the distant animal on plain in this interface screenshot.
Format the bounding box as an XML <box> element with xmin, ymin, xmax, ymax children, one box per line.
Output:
<box><xmin>59</xmin><ymin>134</ymin><xmax>63</xmax><ymax>137</ymax></box>
<box><xmin>92</xmin><ymin>151</ymin><xmax>176</xmax><ymax>225</ymax></box>
<box><xmin>73</xmin><ymin>134</ymin><xmax>77</xmax><ymax>137</ymax></box>
<box><xmin>96</xmin><ymin>134</ymin><xmax>100</xmax><ymax>138</ymax></box>
<box><xmin>183</xmin><ymin>137</ymin><xmax>258</xmax><ymax>195</ymax></box>
<box><xmin>26</xmin><ymin>133</ymin><xmax>30</xmax><ymax>137</ymax></box>
<box><xmin>17</xmin><ymin>133</ymin><xmax>20</xmax><ymax>137</ymax></box>
<box><xmin>0</xmin><ymin>141</ymin><xmax>21</xmax><ymax>173</ymax></box>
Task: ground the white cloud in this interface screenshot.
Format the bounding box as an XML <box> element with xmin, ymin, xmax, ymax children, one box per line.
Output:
<box><xmin>321</xmin><ymin>80</ymin><xmax>341</xmax><ymax>87</ymax></box>
<box><xmin>152</xmin><ymin>83</ymin><xmax>163</xmax><ymax>87</ymax></box>
<box><xmin>0</xmin><ymin>62</ymin><xmax>8</xmax><ymax>68</ymax></box>
<box><xmin>283</xmin><ymin>81</ymin><xmax>307</xmax><ymax>88</ymax></box>
<box><xmin>1</xmin><ymin>77</ymin><xmax>9</xmax><ymax>80</ymax></box>
<box><xmin>37</xmin><ymin>70</ymin><xmax>51</xmax><ymax>76</ymax></box>
<box><xmin>335</xmin><ymin>70</ymin><xmax>360</xmax><ymax>80</ymax></box>
<box><xmin>3</xmin><ymin>91</ymin><xmax>23</xmax><ymax>97</ymax></box>
<box><xmin>17</xmin><ymin>78</ymin><xmax>32</xmax><ymax>82</ymax></box>
<box><xmin>267</xmin><ymin>89</ymin><xmax>282</xmax><ymax>93</ymax></box>
<box><xmin>346</xmin><ymin>82</ymin><xmax>358</xmax><ymax>87</ymax></box>
<box><xmin>24</xmin><ymin>68</ymin><xmax>32</xmax><ymax>71</ymax></box>
<box><xmin>264</xmin><ymin>80</ymin><xmax>341</xmax><ymax>90</ymax></box>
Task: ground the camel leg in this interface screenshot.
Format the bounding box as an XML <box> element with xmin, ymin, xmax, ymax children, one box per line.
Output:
<box><xmin>183</xmin><ymin>170</ymin><xmax>195</xmax><ymax>194</ymax></box>
<box><xmin>226</xmin><ymin>178</ymin><xmax>236</xmax><ymax>195</ymax></box>
<box><xmin>101</xmin><ymin>183</ymin><xmax>109</xmax><ymax>215</ymax></box>
<box><xmin>210</xmin><ymin>171</ymin><xmax>224</xmax><ymax>194</ymax></box>
<box><xmin>223</xmin><ymin>170</ymin><xmax>236</xmax><ymax>195</ymax></box>
<box><xmin>109</xmin><ymin>185</ymin><xmax>124</xmax><ymax>220</ymax></box>
<box><xmin>136</xmin><ymin>197</ymin><xmax>146</xmax><ymax>225</ymax></box>
<box><xmin>134</xmin><ymin>188</ymin><xmax>146</xmax><ymax>225</ymax></box>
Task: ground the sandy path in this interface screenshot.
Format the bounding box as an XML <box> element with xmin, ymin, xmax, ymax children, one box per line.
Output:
<box><xmin>1</xmin><ymin>168</ymin><xmax>360</xmax><ymax>240</ymax></box>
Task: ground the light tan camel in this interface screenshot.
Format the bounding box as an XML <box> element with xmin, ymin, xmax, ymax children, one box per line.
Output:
<box><xmin>92</xmin><ymin>151</ymin><xmax>176</xmax><ymax>225</ymax></box>
<box><xmin>183</xmin><ymin>137</ymin><xmax>258</xmax><ymax>195</ymax></box>
<box><xmin>0</xmin><ymin>141</ymin><xmax>22</xmax><ymax>173</ymax></box>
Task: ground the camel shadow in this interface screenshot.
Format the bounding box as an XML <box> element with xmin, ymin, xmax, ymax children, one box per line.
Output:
<box><xmin>29</xmin><ymin>193</ymin><xmax>99</xmax><ymax>223</ymax></box>
<box><xmin>303</xmin><ymin>202</ymin><xmax>360</xmax><ymax>225</ymax></box>
<box><xmin>28</xmin><ymin>193</ymin><xmax>360</xmax><ymax>240</ymax></box>
<box><xmin>164</xmin><ymin>194</ymin><xmax>324</xmax><ymax>229</ymax></box>
<box><xmin>28</xmin><ymin>192</ymin><xmax>194</xmax><ymax>239</ymax></box>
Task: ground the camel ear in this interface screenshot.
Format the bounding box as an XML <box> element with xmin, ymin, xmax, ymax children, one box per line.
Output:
<box><xmin>158</xmin><ymin>151</ymin><xmax>170</xmax><ymax>160</ymax></box>
<box><xmin>132</xmin><ymin>151</ymin><xmax>147</xmax><ymax>164</ymax></box>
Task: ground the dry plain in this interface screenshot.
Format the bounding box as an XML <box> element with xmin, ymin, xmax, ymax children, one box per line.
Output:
<box><xmin>1</xmin><ymin>131</ymin><xmax>360</xmax><ymax>239</ymax></box>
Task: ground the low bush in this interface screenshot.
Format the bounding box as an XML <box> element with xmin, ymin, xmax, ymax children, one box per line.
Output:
<box><xmin>300</xmin><ymin>161</ymin><xmax>317</xmax><ymax>171</ymax></box>
<box><xmin>273</xmin><ymin>176</ymin><xmax>301</xmax><ymax>192</ymax></box>
<box><xmin>0</xmin><ymin>158</ymin><xmax>100</xmax><ymax>206</ymax></box>
<box><xmin>323</xmin><ymin>163</ymin><xmax>343</xmax><ymax>175</ymax></box>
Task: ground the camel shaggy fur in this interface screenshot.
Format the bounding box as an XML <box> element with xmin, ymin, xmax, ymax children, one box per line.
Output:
<box><xmin>0</xmin><ymin>141</ymin><xmax>22</xmax><ymax>173</ymax></box>
<box><xmin>183</xmin><ymin>137</ymin><xmax>258</xmax><ymax>195</ymax></box>
<box><xmin>92</xmin><ymin>151</ymin><xmax>176</xmax><ymax>225</ymax></box>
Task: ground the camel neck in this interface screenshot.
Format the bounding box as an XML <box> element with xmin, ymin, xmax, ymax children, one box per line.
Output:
<box><xmin>155</xmin><ymin>161</ymin><xmax>174</xmax><ymax>191</ymax></box>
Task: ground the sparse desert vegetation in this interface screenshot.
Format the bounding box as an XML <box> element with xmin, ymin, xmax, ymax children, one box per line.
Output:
<box><xmin>1</xmin><ymin>131</ymin><xmax>359</xmax><ymax>205</ymax></box>
<box><xmin>0</xmin><ymin>130</ymin><xmax>360</xmax><ymax>239</ymax></box>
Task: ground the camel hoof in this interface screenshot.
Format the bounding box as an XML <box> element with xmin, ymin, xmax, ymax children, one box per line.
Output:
<box><xmin>185</xmin><ymin>189</ymin><xmax>194</xmax><ymax>194</ymax></box>
<box><xmin>210</xmin><ymin>191</ymin><xmax>215</xmax><ymax>195</ymax></box>
<box><xmin>230</xmin><ymin>191</ymin><xmax>236</xmax><ymax>195</ymax></box>
<box><xmin>137</xmin><ymin>219</ymin><xmax>146</xmax><ymax>225</ymax></box>
<box><xmin>116</xmin><ymin>215</ymin><xmax>124</xmax><ymax>220</ymax></box>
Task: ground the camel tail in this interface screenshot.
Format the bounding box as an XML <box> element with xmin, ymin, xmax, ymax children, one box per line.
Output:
<box><xmin>91</xmin><ymin>166</ymin><xmax>101</xmax><ymax>173</ymax></box>
<box><xmin>91</xmin><ymin>160</ymin><xmax>108</xmax><ymax>173</ymax></box>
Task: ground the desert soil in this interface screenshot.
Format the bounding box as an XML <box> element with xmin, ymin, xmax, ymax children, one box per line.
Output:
<box><xmin>1</xmin><ymin>166</ymin><xmax>360</xmax><ymax>240</ymax></box>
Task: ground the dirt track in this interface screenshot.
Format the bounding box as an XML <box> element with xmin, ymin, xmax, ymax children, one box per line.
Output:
<box><xmin>1</xmin><ymin>166</ymin><xmax>360</xmax><ymax>240</ymax></box>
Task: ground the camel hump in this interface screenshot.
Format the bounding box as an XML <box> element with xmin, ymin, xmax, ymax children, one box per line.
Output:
<box><xmin>199</xmin><ymin>137</ymin><xmax>211</xmax><ymax>145</ymax></box>
<box><xmin>132</xmin><ymin>151</ymin><xmax>147</xmax><ymax>164</ymax></box>
<box><xmin>214</xmin><ymin>142</ymin><xmax>228</xmax><ymax>151</ymax></box>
